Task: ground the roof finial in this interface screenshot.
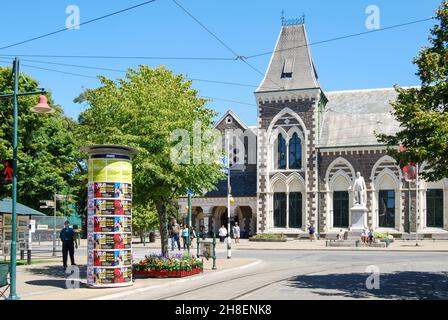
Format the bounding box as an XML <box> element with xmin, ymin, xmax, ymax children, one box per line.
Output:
<box><xmin>282</xmin><ymin>12</ymin><xmax>306</xmax><ymax>26</ymax></box>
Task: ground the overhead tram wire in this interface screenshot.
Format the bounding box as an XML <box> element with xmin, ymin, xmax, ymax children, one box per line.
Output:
<box><xmin>0</xmin><ymin>58</ymin><xmax>98</xmax><ymax>79</ymax></box>
<box><xmin>0</xmin><ymin>56</ymin><xmax>282</xmax><ymax>89</ymax></box>
<box><xmin>171</xmin><ymin>0</ymin><xmax>284</xmax><ymax>91</ymax></box>
<box><xmin>246</xmin><ymin>17</ymin><xmax>435</xmax><ymax>59</ymax></box>
<box><xmin>0</xmin><ymin>0</ymin><xmax>158</xmax><ymax>51</ymax></box>
<box><xmin>0</xmin><ymin>54</ymin><xmax>235</xmax><ymax>61</ymax></box>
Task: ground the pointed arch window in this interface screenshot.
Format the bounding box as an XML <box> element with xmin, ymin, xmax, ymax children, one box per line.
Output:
<box><xmin>277</xmin><ymin>134</ymin><xmax>287</xmax><ymax>169</ymax></box>
<box><xmin>289</xmin><ymin>133</ymin><xmax>302</xmax><ymax>169</ymax></box>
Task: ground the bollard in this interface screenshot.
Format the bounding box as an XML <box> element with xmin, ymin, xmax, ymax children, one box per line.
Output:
<box><xmin>38</xmin><ymin>234</ymin><xmax>41</xmax><ymax>246</ymax></box>
<box><xmin>196</xmin><ymin>234</ymin><xmax>200</xmax><ymax>257</ymax></box>
<box><xmin>212</xmin><ymin>234</ymin><xmax>217</xmax><ymax>270</ymax></box>
<box><xmin>27</xmin><ymin>250</ymin><xmax>31</xmax><ymax>265</ymax></box>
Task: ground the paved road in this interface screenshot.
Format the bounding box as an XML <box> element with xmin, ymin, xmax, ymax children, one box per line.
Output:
<box><xmin>112</xmin><ymin>250</ymin><xmax>448</xmax><ymax>300</ymax></box>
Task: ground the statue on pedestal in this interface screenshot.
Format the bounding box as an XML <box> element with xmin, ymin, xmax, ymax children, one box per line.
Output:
<box><xmin>349</xmin><ymin>172</ymin><xmax>367</xmax><ymax>207</ymax></box>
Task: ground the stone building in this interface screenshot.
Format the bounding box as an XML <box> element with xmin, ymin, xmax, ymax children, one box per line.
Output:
<box><xmin>178</xmin><ymin>21</ymin><xmax>448</xmax><ymax>238</ymax></box>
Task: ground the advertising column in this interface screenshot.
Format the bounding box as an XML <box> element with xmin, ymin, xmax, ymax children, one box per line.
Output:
<box><xmin>83</xmin><ymin>145</ymin><xmax>137</xmax><ymax>288</ymax></box>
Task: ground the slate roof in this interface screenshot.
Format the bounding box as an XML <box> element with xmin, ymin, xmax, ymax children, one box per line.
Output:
<box><xmin>256</xmin><ymin>24</ymin><xmax>320</xmax><ymax>92</ymax></box>
<box><xmin>205</xmin><ymin>171</ymin><xmax>257</xmax><ymax>198</ymax></box>
<box><xmin>319</xmin><ymin>88</ymin><xmax>400</xmax><ymax>148</ymax></box>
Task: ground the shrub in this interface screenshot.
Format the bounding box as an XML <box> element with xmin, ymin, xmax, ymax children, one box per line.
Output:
<box><xmin>132</xmin><ymin>252</ymin><xmax>203</xmax><ymax>272</ymax></box>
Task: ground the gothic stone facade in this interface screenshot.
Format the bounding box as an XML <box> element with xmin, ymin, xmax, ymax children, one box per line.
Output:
<box><xmin>179</xmin><ymin>23</ymin><xmax>448</xmax><ymax>238</ymax></box>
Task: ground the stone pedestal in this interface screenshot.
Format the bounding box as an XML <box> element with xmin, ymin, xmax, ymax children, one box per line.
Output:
<box><xmin>347</xmin><ymin>204</ymin><xmax>368</xmax><ymax>240</ymax></box>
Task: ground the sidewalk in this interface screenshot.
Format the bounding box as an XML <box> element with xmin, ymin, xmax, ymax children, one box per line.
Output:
<box><xmin>226</xmin><ymin>239</ymin><xmax>448</xmax><ymax>252</ymax></box>
<box><xmin>13</xmin><ymin>253</ymin><xmax>257</xmax><ymax>300</ymax></box>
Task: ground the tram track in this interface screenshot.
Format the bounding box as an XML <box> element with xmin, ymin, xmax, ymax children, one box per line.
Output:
<box><xmin>156</xmin><ymin>259</ymin><xmax>416</xmax><ymax>300</ymax></box>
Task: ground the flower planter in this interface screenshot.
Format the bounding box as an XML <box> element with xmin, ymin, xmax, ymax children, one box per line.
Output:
<box><xmin>133</xmin><ymin>267</ymin><xmax>203</xmax><ymax>278</ymax></box>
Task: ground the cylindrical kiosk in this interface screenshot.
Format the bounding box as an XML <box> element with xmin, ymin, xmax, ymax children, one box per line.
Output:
<box><xmin>83</xmin><ymin>145</ymin><xmax>138</xmax><ymax>288</ymax></box>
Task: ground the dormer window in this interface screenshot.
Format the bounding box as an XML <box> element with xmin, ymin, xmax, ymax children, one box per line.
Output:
<box><xmin>281</xmin><ymin>58</ymin><xmax>294</xmax><ymax>79</ymax></box>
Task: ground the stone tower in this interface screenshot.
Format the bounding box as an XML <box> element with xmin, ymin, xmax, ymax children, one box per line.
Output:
<box><xmin>255</xmin><ymin>21</ymin><xmax>327</xmax><ymax>234</ymax></box>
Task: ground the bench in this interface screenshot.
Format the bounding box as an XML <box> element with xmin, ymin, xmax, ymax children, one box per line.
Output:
<box><xmin>431</xmin><ymin>233</ymin><xmax>448</xmax><ymax>240</ymax></box>
<box><xmin>324</xmin><ymin>234</ymin><xmax>340</xmax><ymax>241</ymax></box>
<box><xmin>0</xmin><ymin>264</ymin><xmax>10</xmax><ymax>300</ymax></box>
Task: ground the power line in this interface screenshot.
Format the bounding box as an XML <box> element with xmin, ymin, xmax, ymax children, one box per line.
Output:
<box><xmin>171</xmin><ymin>0</ymin><xmax>240</xmax><ymax>58</ymax></box>
<box><xmin>0</xmin><ymin>54</ymin><xmax>235</xmax><ymax>61</ymax></box>
<box><xmin>246</xmin><ymin>17</ymin><xmax>435</xmax><ymax>59</ymax></box>
<box><xmin>0</xmin><ymin>0</ymin><xmax>158</xmax><ymax>51</ymax></box>
<box><xmin>2</xmin><ymin>56</ymin><xmax>280</xmax><ymax>89</ymax></box>
<box><xmin>171</xmin><ymin>0</ymin><xmax>283</xmax><ymax>90</ymax></box>
<box><xmin>200</xmin><ymin>96</ymin><xmax>256</xmax><ymax>107</ymax></box>
<box><xmin>0</xmin><ymin>58</ymin><xmax>98</xmax><ymax>79</ymax></box>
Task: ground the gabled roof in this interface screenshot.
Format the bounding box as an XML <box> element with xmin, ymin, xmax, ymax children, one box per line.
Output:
<box><xmin>256</xmin><ymin>24</ymin><xmax>320</xmax><ymax>93</ymax></box>
<box><xmin>319</xmin><ymin>88</ymin><xmax>400</xmax><ymax>148</ymax></box>
<box><xmin>0</xmin><ymin>198</ymin><xmax>46</xmax><ymax>216</ymax></box>
<box><xmin>214</xmin><ymin>110</ymin><xmax>249</xmax><ymax>130</ymax></box>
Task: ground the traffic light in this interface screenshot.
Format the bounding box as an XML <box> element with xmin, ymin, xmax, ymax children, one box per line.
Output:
<box><xmin>1</xmin><ymin>159</ymin><xmax>13</xmax><ymax>184</ymax></box>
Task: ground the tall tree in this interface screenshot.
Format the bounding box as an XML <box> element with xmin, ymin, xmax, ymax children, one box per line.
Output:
<box><xmin>0</xmin><ymin>66</ymin><xmax>84</xmax><ymax>214</ymax></box>
<box><xmin>77</xmin><ymin>65</ymin><xmax>223</xmax><ymax>256</ymax></box>
<box><xmin>377</xmin><ymin>1</ymin><xmax>448</xmax><ymax>182</ymax></box>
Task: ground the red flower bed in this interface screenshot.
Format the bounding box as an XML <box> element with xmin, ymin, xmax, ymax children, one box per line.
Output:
<box><xmin>133</xmin><ymin>267</ymin><xmax>203</xmax><ymax>278</ymax></box>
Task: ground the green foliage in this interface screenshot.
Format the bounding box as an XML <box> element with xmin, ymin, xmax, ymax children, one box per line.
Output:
<box><xmin>132</xmin><ymin>201</ymin><xmax>159</xmax><ymax>231</ymax></box>
<box><xmin>377</xmin><ymin>1</ymin><xmax>448</xmax><ymax>181</ymax></box>
<box><xmin>0</xmin><ymin>66</ymin><xmax>84</xmax><ymax>215</ymax></box>
<box><xmin>76</xmin><ymin>65</ymin><xmax>224</xmax><ymax>255</ymax></box>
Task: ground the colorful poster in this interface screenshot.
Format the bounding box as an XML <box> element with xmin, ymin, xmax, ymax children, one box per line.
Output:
<box><xmin>93</xmin><ymin>216</ymin><xmax>131</xmax><ymax>233</ymax></box>
<box><xmin>93</xmin><ymin>233</ymin><xmax>131</xmax><ymax>250</ymax></box>
<box><xmin>94</xmin><ymin>199</ymin><xmax>132</xmax><ymax>216</ymax></box>
<box><xmin>92</xmin><ymin>267</ymin><xmax>132</xmax><ymax>285</ymax></box>
<box><xmin>93</xmin><ymin>250</ymin><xmax>132</xmax><ymax>267</ymax></box>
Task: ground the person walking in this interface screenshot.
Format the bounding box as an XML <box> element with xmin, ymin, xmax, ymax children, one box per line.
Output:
<box><xmin>181</xmin><ymin>224</ymin><xmax>189</xmax><ymax>250</ymax></box>
<box><xmin>308</xmin><ymin>224</ymin><xmax>316</xmax><ymax>242</ymax></box>
<box><xmin>232</xmin><ymin>222</ymin><xmax>241</xmax><ymax>243</ymax></box>
<box><xmin>170</xmin><ymin>219</ymin><xmax>181</xmax><ymax>251</ymax></box>
<box><xmin>218</xmin><ymin>225</ymin><xmax>227</xmax><ymax>242</ymax></box>
<box><xmin>59</xmin><ymin>220</ymin><xmax>78</xmax><ymax>270</ymax></box>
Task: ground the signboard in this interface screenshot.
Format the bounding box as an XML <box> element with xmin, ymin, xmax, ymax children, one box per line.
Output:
<box><xmin>85</xmin><ymin>146</ymin><xmax>135</xmax><ymax>288</ymax></box>
<box><xmin>37</xmin><ymin>224</ymin><xmax>49</xmax><ymax>230</ymax></box>
<box><xmin>29</xmin><ymin>220</ymin><xmax>36</xmax><ymax>233</ymax></box>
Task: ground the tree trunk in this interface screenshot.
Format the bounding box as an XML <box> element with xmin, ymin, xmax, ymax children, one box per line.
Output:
<box><xmin>155</xmin><ymin>200</ymin><xmax>168</xmax><ymax>256</ymax></box>
<box><xmin>139</xmin><ymin>229</ymin><xmax>144</xmax><ymax>243</ymax></box>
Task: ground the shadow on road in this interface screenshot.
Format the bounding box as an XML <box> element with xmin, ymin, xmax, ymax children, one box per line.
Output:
<box><xmin>287</xmin><ymin>271</ymin><xmax>448</xmax><ymax>300</ymax></box>
<box><xmin>25</xmin><ymin>265</ymin><xmax>87</xmax><ymax>279</ymax></box>
<box><xmin>25</xmin><ymin>279</ymin><xmax>87</xmax><ymax>289</ymax></box>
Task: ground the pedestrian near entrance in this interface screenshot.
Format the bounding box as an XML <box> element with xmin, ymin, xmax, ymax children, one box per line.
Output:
<box><xmin>170</xmin><ymin>219</ymin><xmax>181</xmax><ymax>251</ymax></box>
<box><xmin>59</xmin><ymin>220</ymin><xmax>77</xmax><ymax>270</ymax></box>
<box><xmin>308</xmin><ymin>224</ymin><xmax>316</xmax><ymax>242</ymax></box>
<box><xmin>181</xmin><ymin>224</ymin><xmax>189</xmax><ymax>250</ymax></box>
<box><xmin>218</xmin><ymin>225</ymin><xmax>227</xmax><ymax>242</ymax></box>
<box><xmin>232</xmin><ymin>222</ymin><xmax>240</xmax><ymax>243</ymax></box>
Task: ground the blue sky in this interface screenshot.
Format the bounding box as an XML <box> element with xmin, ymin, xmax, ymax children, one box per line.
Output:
<box><xmin>0</xmin><ymin>0</ymin><xmax>441</xmax><ymax>126</ymax></box>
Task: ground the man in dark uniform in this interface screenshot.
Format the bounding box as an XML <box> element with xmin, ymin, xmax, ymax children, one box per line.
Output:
<box><xmin>60</xmin><ymin>220</ymin><xmax>78</xmax><ymax>269</ymax></box>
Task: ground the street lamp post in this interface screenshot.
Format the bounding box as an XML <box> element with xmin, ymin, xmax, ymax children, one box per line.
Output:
<box><xmin>0</xmin><ymin>57</ymin><xmax>55</xmax><ymax>300</ymax></box>
<box><xmin>226</xmin><ymin>131</ymin><xmax>231</xmax><ymax>259</ymax></box>
<box><xmin>187</xmin><ymin>189</ymin><xmax>193</xmax><ymax>255</ymax></box>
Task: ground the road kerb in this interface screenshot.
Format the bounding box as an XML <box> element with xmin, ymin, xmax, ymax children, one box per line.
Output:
<box><xmin>90</xmin><ymin>259</ymin><xmax>262</xmax><ymax>300</ymax></box>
